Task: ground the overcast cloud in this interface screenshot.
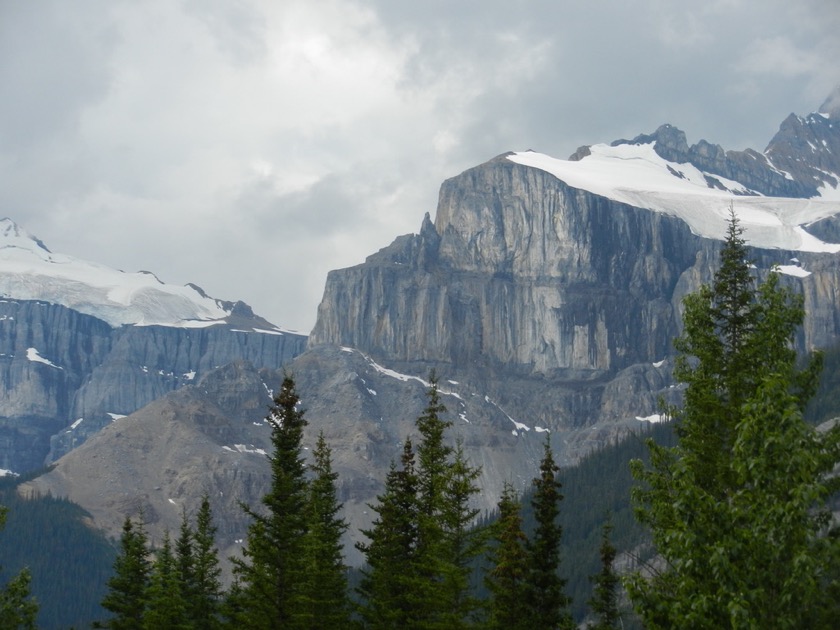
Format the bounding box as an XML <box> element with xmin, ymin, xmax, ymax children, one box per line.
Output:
<box><xmin>1</xmin><ymin>0</ymin><xmax>839</xmax><ymax>331</ymax></box>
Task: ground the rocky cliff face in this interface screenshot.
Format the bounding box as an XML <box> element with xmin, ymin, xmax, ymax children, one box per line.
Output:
<box><xmin>0</xmin><ymin>298</ymin><xmax>306</xmax><ymax>473</ymax></box>
<box><xmin>310</xmin><ymin>156</ymin><xmax>840</xmax><ymax>375</ymax></box>
<box><xmin>20</xmin><ymin>92</ymin><xmax>840</xmax><ymax>569</ymax></box>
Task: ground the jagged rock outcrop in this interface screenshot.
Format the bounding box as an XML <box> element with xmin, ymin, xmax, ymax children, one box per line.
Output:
<box><xmin>0</xmin><ymin>298</ymin><xmax>306</xmax><ymax>472</ymax></box>
<box><xmin>310</xmin><ymin>156</ymin><xmax>840</xmax><ymax>375</ymax></box>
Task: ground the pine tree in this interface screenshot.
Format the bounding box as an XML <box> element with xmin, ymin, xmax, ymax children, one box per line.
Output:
<box><xmin>587</xmin><ymin>519</ymin><xmax>620</xmax><ymax>630</ymax></box>
<box><xmin>298</xmin><ymin>431</ymin><xmax>351</xmax><ymax>629</ymax></box>
<box><xmin>484</xmin><ymin>483</ymin><xmax>530</xmax><ymax>630</ymax></box>
<box><xmin>627</xmin><ymin>210</ymin><xmax>840</xmax><ymax>627</ymax></box>
<box><xmin>101</xmin><ymin>516</ymin><xmax>151</xmax><ymax>630</ymax></box>
<box><xmin>525</xmin><ymin>435</ymin><xmax>573</xmax><ymax>630</ymax></box>
<box><xmin>231</xmin><ymin>374</ymin><xmax>309</xmax><ymax>629</ymax></box>
<box><xmin>191</xmin><ymin>495</ymin><xmax>222</xmax><ymax>629</ymax></box>
<box><xmin>357</xmin><ymin>440</ymin><xmax>422</xmax><ymax>629</ymax></box>
<box><xmin>0</xmin><ymin>505</ymin><xmax>38</xmax><ymax>630</ymax></box>
<box><xmin>143</xmin><ymin>531</ymin><xmax>189</xmax><ymax>630</ymax></box>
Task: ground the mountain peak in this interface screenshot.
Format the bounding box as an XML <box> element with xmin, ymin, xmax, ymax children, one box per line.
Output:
<box><xmin>0</xmin><ymin>219</ymin><xmax>271</xmax><ymax>329</ymax></box>
<box><xmin>0</xmin><ymin>218</ymin><xmax>51</xmax><ymax>255</ymax></box>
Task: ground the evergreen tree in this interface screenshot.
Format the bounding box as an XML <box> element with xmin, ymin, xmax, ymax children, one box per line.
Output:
<box><xmin>484</xmin><ymin>483</ymin><xmax>530</xmax><ymax>630</ymax></box>
<box><xmin>231</xmin><ymin>374</ymin><xmax>309</xmax><ymax>629</ymax></box>
<box><xmin>101</xmin><ymin>516</ymin><xmax>151</xmax><ymax>630</ymax></box>
<box><xmin>587</xmin><ymin>519</ymin><xmax>620</xmax><ymax>630</ymax></box>
<box><xmin>174</xmin><ymin>509</ymin><xmax>196</xmax><ymax>621</ymax></box>
<box><xmin>144</xmin><ymin>532</ymin><xmax>189</xmax><ymax>630</ymax></box>
<box><xmin>0</xmin><ymin>505</ymin><xmax>37</xmax><ymax>630</ymax></box>
<box><xmin>414</xmin><ymin>371</ymin><xmax>452</xmax><ymax>607</ymax></box>
<box><xmin>525</xmin><ymin>435</ymin><xmax>573</xmax><ymax>630</ymax></box>
<box><xmin>191</xmin><ymin>495</ymin><xmax>222</xmax><ymax>629</ymax></box>
<box><xmin>357</xmin><ymin>440</ymin><xmax>422</xmax><ymax>629</ymax></box>
<box><xmin>356</xmin><ymin>374</ymin><xmax>485</xmax><ymax>628</ymax></box>
<box><xmin>299</xmin><ymin>431</ymin><xmax>351</xmax><ymax>629</ymax></box>
<box><xmin>438</xmin><ymin>439</ymin><xmax>485</xmax><ymax>628</ymax></box>
<box><xmin>627</xmin><ymin>210</ymin><xmax>840</xmax><ymax>628</ymax></box>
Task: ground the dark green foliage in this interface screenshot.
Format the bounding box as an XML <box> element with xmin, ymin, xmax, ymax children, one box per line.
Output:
<box><xmin>101</xmin><ymin>516</ymin><xmax>151</xmax><ymax>630</ymax></box>
<box><xmin>230</xmin><ymin>374</ymin><xmax>309</xmax><ymax>628</ymax></box>
<box><xmin>587</xmin><ymin>519</ymin><xmax>620</xmax><ymax>630</ymax></box>
<box><xmin>190</xmin><ymin>495</ymin><xmax>223</xmax><ymax>628</ymax></box>
<box><xmin>0</xmin><ymin>486</ymin><xmax>114</xmax><ymax>629</ymax></box>
<box><xmin>484</xmin><ymin>483</ymin><xmax>530</xmax><ymax>630</ymax></box>
<box><xmin>299</xmin><ymin>431</ymin><xmax>351</xmax><ymax>628</ymax></box>
<box><xmin>0</xmin><ymin>564</ymin><xmax>37</xmax><ymax>630</ymax></box>
<box><xmin>144</xmin><ymin>532</ymin><xmax>189</xmax><ymax>630</ymax></box>
<box><xmin>438</xmin><ymin>440</ymin><xmax>485</xmax><ymax>627</ymax></box>
<box><xmin>358</xmin><ymin>373</ymin><xmax>485</xmax><ymax>628</ymax></box>
<box><xmin>356</xmin><ymin>440</ymin><xmax>422</xmax><ymax>628</ymax></box>
<box><xmin>525</xmin><ymin>436</ymin><xmax>573</xmax><ymax>629</ymax></box>
<box><xmin>627</xmin><ymin>210</ymin><xmax>840</xmax><ymax>627</ymax></box>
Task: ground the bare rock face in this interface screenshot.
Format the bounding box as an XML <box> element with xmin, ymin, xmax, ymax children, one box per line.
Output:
<box><xmin>0</xmin><ymin>298</ymin><xmax>307</xmax><ymax>474</ymax></box>
<box><xmin>19</xmin><ymin>93</ymin><xmax>840</xmax><ymax>573</ymax></box>
<box><xmin>310</xmin><ymin>155</ymin><xmax>840</xmax><ymax>376</ymax></box>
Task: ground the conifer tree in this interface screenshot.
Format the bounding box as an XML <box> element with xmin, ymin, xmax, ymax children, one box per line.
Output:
<box><xmin>299</xmin><ymin>431</ymin><xmax>351</xmax><ymax>629</ymax></box>
<box><xmin>525</xmin><ymin>435</ymin><xmax>573</xmax><ymax>630</ymax></box>
<box><xmin>413</xmin><ymin>371</ymin><xmax>457</xmax><ymax>626</ymax></box>
<box><xmin>191</xmin><ymin>495</ymin><xmax>222</xmax><ymax>629</ymax></box>
<box><xmin>101</xmin><ymin>516</ymin><xmax>151</xmax><ymax>630</ymax></box>
<box><xmin>357</xmin><ymin>440</ymin><xmax>421</xmax><ymax>629</ymax></box>
<box><xmin>484</xmin><ymin>483</ymin><xmax>530</xmax><ymax>630</ymax></box>
<box><xmin>231</xmin><ymin>374</ymin><xmax>309</xmax><ymax>629</ymax></box>
<box><xmin>587</xmin><ymin>519</ymin><xmax>620</xmax><ymax>630</ymax></box>
<box><xmin>143</xmin><ymin>531</ymin><xmax>189</xmax><ymax>630</ymax></box>
<box><xmin>174</xmin><ymin>509</ymin><xmax>195</xmax><ymax>620</ymax></box>
<box><xmin>438</xmin><ymin>439</ymin><xmax>485</xmax><ymax>627</ymax></box>
<box><xmin>627</xmin><ymin>210</ymin><xmax>840</xmax><ymax>627</ymax></box>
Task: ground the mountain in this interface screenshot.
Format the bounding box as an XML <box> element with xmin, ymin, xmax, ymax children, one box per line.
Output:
<box><xmin>20</xmin><ymin>89</ymin><xmax>840</xmax><ymax>568</ymax></box>
<box><xmin>0</xmin><ymin>220</ymin><xmax>307</xmax><ymax>473</ymax></box>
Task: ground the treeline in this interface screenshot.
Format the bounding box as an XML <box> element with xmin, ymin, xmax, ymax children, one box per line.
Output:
<box><xmin>96</xmin><ymin>373</ymin><xmax>618</xmax><ymax>628</ymax></box>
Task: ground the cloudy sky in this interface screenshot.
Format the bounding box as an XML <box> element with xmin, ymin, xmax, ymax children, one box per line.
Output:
<box><xmin>2</xmin><ymin>1</ymin><xmax>839</xmax><ymax>332</ymax></box>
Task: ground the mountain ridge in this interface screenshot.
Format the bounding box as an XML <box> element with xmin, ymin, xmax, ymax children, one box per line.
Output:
<box><xmin>16</xmin><ymin>89</ymin><xmax>840</xmax><ymax>569</ymax></box>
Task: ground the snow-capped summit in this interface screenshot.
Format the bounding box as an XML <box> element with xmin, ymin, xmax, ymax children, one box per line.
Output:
<box><xmin>507</xmin><ymin>144</ymin><xmax>840</xmax><ymax>252</ymax></box>
<box><xmin>0</xmin><ymin>217</ymin><xmax>255</xmax><ymax>328</ymax></box>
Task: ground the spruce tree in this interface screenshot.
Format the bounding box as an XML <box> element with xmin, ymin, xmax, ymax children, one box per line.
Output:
<box><xmin>231</xmin><ymin>374</ymin><xmax>309</xmax><ymax>629</ymax></box>
<box><xmin>484</xmin><ymin>483</ymin><xmax>530</xmax><ymax>630</ymax></box>
<box><xmin>525</xmin><ymin>435</ymin><xmax>573</xmax><ymax>630</ymax></box>
<box><xmin>191</xmin><ymin>495</ymin><xmax>222</xmax><ymax>629</ymax></box>
<box><xmin>414</xmin><ymin>372</ymin><xmax>463</xmax><ymax>627</ymax></box>
<box><xmin>101</xmin><ymin>516</ymin><xmax>151</xmax><ymax>630</ymax></box>
<box><xmin>174</xmin><ymin>509</ymin><xmax>196</xmax><ymax>622</ymax></box>
<box><xmin>143</xmin><ymin>531</ymin><xmax>189</xmax><ymax>630</ymax></box>
<box><xmin>357</xmin><ymin>440</ymin><xmax>422</xmax><ymax>629</ymax></box>
<box><xmin>587</xmin><ymin>519</ymin><xmax>620</xmax><ymax>630</ymax></box>
<box><xmin>299</xmin><ymin>431</ymin><xmax>351</xmax><ymax>629</ymax></box>
<box><xmin>627</xmin><ymin>210</ymin><xmax>840</xmax><ymax>627</ymax></box>
<box><xmin>438</xmin><ymin>439</ymin><xmax>485</xmax><ymax>627</ymax></box>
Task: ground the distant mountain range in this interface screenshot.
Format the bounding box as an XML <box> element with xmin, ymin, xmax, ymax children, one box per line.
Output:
<box><xmin>11</xmin><ymin>86</ymin><xmax>840</xmax><ymax>569</ymax></box>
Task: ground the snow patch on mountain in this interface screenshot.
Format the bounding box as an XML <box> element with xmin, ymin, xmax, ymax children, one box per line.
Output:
<box><xmin>0</xmin><ymin>218</ymin><xmax>235</xmax><ymax>327</ymax></box>
<box><xmin>508</xmin><ymin>145</ymin><xmax>840</xmax><ymax>252</ymax></box>
<box><xmin>26</xmin><ymin>347</ymin><xmax>62</xmax><ymax>369</ymax></box>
